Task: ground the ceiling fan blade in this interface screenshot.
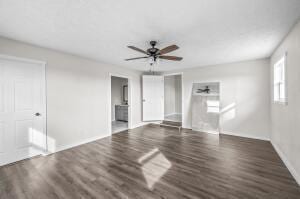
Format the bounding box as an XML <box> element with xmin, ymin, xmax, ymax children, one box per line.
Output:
<box><xmin>159</xmin><ymin>55</ymin><xmax>183</xmax><ymax>61</ymax></box>
<box><xmin>127</xmin><ymin>46</ymin><xmax>149</xmax><ymax>55</ymax></box>
<box><xmin>159</xmin><ymin>45</ymin><xmax>179</xmax><ymax>55</ymax></box>
<box><xmin>125</xmin><ymin>56</ymin><xmax>149</xmax><ymax>61</ymax></box>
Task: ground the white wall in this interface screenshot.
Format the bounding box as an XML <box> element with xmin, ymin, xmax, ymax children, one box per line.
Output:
<box><xmin>168</xmin><ymin>59</ymin><xmax>271</xmax><ymax>140</ymax></box>
<box><xmin>0</xmin><ymin>37</ymin><xmax>143</xmax><ymax>153</ymax></box>
<box><xmin>270</xmin><ymin>21</ymin><xmax>300</xmax><ymax>185</ymax></box>
<box><xmin>111</xmin><ymin>76</ymin><xmax>127</xmax><ymax>121</ymax></box>
<box><xmin>164</xmin><ymin>75</ymin><xmax>182</xmax><ymax>116</ymax></box>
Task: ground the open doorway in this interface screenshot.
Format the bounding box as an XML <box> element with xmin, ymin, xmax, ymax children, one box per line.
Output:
<box><xmin>164</xmin><ymin>74</ymin><xmax>182</xmax><ymax>123</ymax></box>
<box><xmin>111</xmin><ymin>76</ymin><xmax>129</xmax><ymax>134</ymax></box>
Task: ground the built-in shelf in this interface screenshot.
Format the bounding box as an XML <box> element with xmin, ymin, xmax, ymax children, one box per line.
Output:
<box><xmin>193</xmin><ymin>93</ymin><xmax>219</xmax><ymax>97</ymax></box>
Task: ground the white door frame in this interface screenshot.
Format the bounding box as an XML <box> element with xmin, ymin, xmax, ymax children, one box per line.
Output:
<box><xmin>163</xmin><ymin>72</ymin><xmax>184</xmax><ymax>123</ymax></box>
<box><xmin>108</xmin><ymin>73</ymin><xmax>132</xmax><ymax>134</ymax></box>
<box><xmin>0</xmin><ymin>54</ymin><xmax>48</xmax><ymax>154</ymax></box>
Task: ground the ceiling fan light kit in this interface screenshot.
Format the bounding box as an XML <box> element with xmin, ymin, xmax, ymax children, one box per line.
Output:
<box><xmin>125</xmin><ymin>41</ymin><xmax>183</xmax><ymax>66</ymax></box>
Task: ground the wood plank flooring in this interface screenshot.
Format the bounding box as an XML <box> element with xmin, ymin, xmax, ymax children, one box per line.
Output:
<box><xmin>0</xmin><ymin>124</ymin><xmax>299</xmax><ymax>199</ymax></box>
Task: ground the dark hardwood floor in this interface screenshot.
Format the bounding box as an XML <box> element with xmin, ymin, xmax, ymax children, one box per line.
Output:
<box><xmin>0</xmin><ymin>124</ymin><xmax>299</xmax><ymax>199</ymax></box>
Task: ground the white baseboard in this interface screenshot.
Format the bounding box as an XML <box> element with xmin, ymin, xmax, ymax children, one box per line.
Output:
<box><xmin>164</xmin><ymin>113</ymin><xmax>176</xmax><ymax>117</ymax></box>
<box><xmin>221</xmin><ymin>131</ymin><xmax>270</xmax><ymax>141</ymax></box>
<box><xmin>46</xmin><ymin>133</ymin><xmax>110</xmax><ymax>154</ymax></box>
<box><xmin>191</xmin><ymin>127</ymin><xmax>219</xmax><ymax>134</ymax></box>
<box><xmin>271</xmin><ymin>141</ymin><xmax>300</xmax><ymax>186</ymax></box>
<box><xmin>179</xmin><ymin>126</ymin><xmax>270</xmax><ymax>141</ymax></box>
<box><xmin>45</xmin><ymin>123</ymin><xmax>148</xmax><ymax>155</ymax></box>
<box><xmin>164</xmin><ymin>113</ymin><xmax>182</xmax><ymax>117</ymax></box>
<box><xmin>130</xmin><ymin>122</ymin><xmax>148</xmax><ymax>129</ymax></box>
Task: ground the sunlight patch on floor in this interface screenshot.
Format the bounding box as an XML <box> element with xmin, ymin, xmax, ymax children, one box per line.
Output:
<box><xmin>138</xmin><ymin>148</ymin><xmax>172</xmax><ymax>189</ymax></box>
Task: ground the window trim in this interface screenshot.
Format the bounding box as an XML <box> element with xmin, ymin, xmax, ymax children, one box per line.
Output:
<box><xmin>273</xmin><ymin>53</ymin><xmax>288</xmax><ymax>105</ymax></box>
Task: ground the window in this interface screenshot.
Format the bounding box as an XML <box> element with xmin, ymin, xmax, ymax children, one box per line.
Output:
<box><xmin>273</xmin><ymin>54</ymin><xmax>287</xmax><ymax>104</ymax></box>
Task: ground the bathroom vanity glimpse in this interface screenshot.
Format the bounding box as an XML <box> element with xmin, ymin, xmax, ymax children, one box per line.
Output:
<box><xmin>115</xmin><ymin>105</ymin><xmax>128</xmax><ymax>122</ymax></box>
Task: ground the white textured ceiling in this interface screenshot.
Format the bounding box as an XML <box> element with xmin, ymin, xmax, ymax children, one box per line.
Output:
<box><xmin>0</xmin><ymin>0</ymin><xmax>300</xmax><ymax>71</ymax></box>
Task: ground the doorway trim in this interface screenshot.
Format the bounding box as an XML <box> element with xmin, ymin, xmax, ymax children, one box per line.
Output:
<box><xmin>108</xmin><ymin>73</ymin><xmax>132</xmax><ymax>135</ymax></box>
<box><xmin>0</xmin><ymin>54</ymin><xmax>48</xmax><ymax>155</ymax></box>
<box><xmin>163</xmin><ymin>72</ymin><xmax>184</xmax><ymax>124</ymax></box>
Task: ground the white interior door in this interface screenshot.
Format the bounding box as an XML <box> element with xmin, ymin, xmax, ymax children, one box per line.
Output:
<box><xmin>0</xmin><ymin>56</ymin><xmax>46</xmax><ymax>166</ymax></box>
<box><xmin>142</xmin><ymin>75</ymin><xmax>164</xmax><ymax>121</ymax></box>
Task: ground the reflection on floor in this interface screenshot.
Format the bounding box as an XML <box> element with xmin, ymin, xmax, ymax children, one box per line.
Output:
<box><xmin>112</xmin><ymin>120</ymin><xmax>128</xmax><ymax>133</ymax></box>
<box><xmin>164</xmin><ymin>114</ymin><xmax>182</xmax><ymax>122</ymax></box>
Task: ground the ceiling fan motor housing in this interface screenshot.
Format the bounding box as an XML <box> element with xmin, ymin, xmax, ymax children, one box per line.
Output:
<box><xmin>148</xmin><ymin>41</ymin><xmax>159</xmax><ymax>55</ymax></box>
<box><xmin>147</xmin><ymin>47</ymin><xmax>159</xmax><ymax>55</ymax></box>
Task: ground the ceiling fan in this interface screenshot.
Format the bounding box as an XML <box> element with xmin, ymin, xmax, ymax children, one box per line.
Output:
<box><xmin>125</xmin><ymin>41</ymin><xmax>183</xmax><ymax>65</ymax></box>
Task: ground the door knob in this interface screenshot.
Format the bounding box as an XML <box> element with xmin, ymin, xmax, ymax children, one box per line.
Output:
<box><xmin>143</xmin><ymin>99</ymin><xmax>146</xmax><ymax>102</ymax></box>
<box><xmin>35</xmin><ymin>112</ymin><xmax>41</xmax><ymax>116</ymax></box>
